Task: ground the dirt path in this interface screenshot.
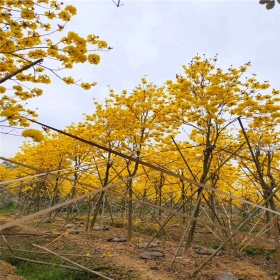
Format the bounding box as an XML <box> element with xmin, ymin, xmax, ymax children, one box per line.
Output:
<box><xmin>110</xmin><ymin>254</ymin><xmax>174</xmax><ymax>280</ymax></box>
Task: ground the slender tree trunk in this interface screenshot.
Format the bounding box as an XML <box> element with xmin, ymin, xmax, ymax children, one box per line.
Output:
<box><xmin>183</xmin><ymin>189</ymin><xmax>204</xmax><ymax>255</ymax></box>
<box><xmin>126</xmin><ymin>155</ymin><xmax>140</xmax><ymax>242</ymax></box>
<box><xmin>183</xmin><ymin>121</ymin><xmax>213</xmax><ymax>256</ymax></box>
<box><xmin>89</xmin><ymin>160</ymin><xmax>111</xmax><ymax>231</ymax></box>
<box><xmin>49</xmin><ymin>159</ymin><xmax>63</xmax><ymax>219</ymax></box>
<box><xmin>66</xmin><ymin>171</ymin><xmax>78</xmax><ymax>221</ymax></box>
<box><xmin>100</xmin><ymin>194</ymin><xmax>106</xmax><ymax>229</ymax></box>
<box><xmin>159</xmin><ymin>185</ymin><xmax>162</xmax><ymax>219</ymax></box>
<box><xmin>180</xmin><ymin>173</ymin><xmax>186</xmax><ymax>225</ymax></box>
<box><xmin>127</xmin><ymin>180</ymin><xmax>133</xmax><ymax>242</ymax></box>
<box><xmin>139</xmin><ymin>188</ymin><xmax>147</xmax><ymax>219</ymax></box>
<box><xmin>105</xmin><ymin>196</ymin><xmax>115</xmax><ymax>225</ymax></box>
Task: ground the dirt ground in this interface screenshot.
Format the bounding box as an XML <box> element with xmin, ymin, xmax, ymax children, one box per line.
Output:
<box><xmin>0</xmin><ymin>216</ymin><xmax>277</xmax><ymax>280</ymax></box>
<box><xmin>0</xmin><ymin>260</ymin><xmax>26</xmax><ymax>280</ymax></box>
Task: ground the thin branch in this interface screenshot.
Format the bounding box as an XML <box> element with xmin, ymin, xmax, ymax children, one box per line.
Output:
<box><xmin>32</xmin><ymin>244</ymin><xmax>114</xmax><ymax>280</ymax></box>
<box><xmin>111</xmin><ymin>0</ymin><xmax>124</xmax><ymax>7</ymax></box>
<box><xmin>0</xmin><ymin>58</ymin><xmax>43</xmax><ymax>84</ymax></box>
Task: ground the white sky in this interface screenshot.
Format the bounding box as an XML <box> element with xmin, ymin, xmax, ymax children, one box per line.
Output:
<box><xmin>1</xmin><ymin>0</ymin><xmax>280</xmax><ymax>158</ymax></box>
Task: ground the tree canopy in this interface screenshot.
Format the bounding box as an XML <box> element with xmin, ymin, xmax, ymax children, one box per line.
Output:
<box><xmin>0</xmin><ymin>0</ymin><xmax>111</xmax><ymax>141</ymax></box>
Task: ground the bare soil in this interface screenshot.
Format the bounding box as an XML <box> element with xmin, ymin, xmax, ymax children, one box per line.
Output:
<box><xmin>0</xmin><ymin>217</ymin><xmax>277</xmax><ymax>280</ymax></box>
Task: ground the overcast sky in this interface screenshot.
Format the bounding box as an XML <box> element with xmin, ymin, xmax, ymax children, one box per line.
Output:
<box><xmin>1</xmin><ymin>0</ymin><xmax>280</xmax><ymax>159</ymax></box>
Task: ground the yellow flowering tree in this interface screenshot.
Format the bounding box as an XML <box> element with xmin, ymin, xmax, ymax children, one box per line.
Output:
<box><xmin>0</xmin><ymin>0</ymin><xmax>110</xmax><ymax>140</ymax></box>
<box><xmin>85</xmin><ymin>78</ymin><xmax>180</xmax><ymax>240</ymax></box>
<box><xmin>236</xmin><ymin>113</ymin><xmax>280</xmax><ymax>236</ymax></box>
<box><xmin>6</xmin><ymin>136</ymin><xmax>72</xmax><ymax>213</ymax></box>
<box><xmin>3</xmin><ymin>126</ymin><xmax>101</xmax><ymax>215</ymax></box>
<box><xmin>83</xmin><ymin>103</ymin><xmax>128</xmax><ymax>230</ymax></box>
<box><xmin>166</xmin><ymin>54</ymin><xmax>280</xmax><ymax>257</ymax></box>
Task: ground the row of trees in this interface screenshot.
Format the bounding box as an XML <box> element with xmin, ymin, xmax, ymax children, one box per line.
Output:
<box><xmin>0</xmin><ymin>0</ymin><xmax>278</xmax><ymax>139</ymax></box>
<box><xmin>2</xmin><ymin>54</ymin><xmax>280</xmax><ymax>245</ymax></box>
<box><xmin>1</xmin><ymin>1</ymin><xmax>280</xmax><ymax>274</ymax></box>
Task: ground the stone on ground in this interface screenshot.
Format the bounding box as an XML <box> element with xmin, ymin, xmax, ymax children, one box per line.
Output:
<box><xmin>213</xmin><ymin>271</ymin><xmax>239</xmax><ymax>280</ymax></box>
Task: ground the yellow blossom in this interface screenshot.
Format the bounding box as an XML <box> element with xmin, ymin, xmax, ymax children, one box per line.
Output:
<box><xmin>97</xmin><ymin>40</ymin><xmax>108</xmax><ymax>49</ymax></box>
<box><xmin>63</xmin><ymin>77</ymin><xmax>75</xmax><ymax>85</ymax></box>
<box><xmin>88</xmin><ymin>54</ymin><xmax>101</xmax><ymax>65</ymax></box>
<box><xmin>22</xmin><ymin>129</ymin><xmax>44</xmax><ymax>142</ymax></box>
<box><xmin>81</xmin><ymin>83</ymin><xmax>92</xmax><ymax>90</ymax></box>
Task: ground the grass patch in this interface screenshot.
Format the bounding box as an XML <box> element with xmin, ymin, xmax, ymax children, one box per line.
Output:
<box><xmin>1</xmin><ymin>258</ymin><xmax>93</xmax><ymax>280</ymax></box>
<box><xmin>0</xmin><ymin>201</ymin><xmax>18</xmax><ymax>213</ymax></box>
<box><xmin>242</xmin><ymin>246</ymin><xmax>276</xmax><ymax>260</ymax></box>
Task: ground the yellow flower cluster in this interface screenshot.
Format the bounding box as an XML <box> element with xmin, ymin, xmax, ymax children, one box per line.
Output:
<box><xmin>0</xmin><ymin>0</ymin><xmax>111</xmax><ymax>130</ymax></box>
<box><xmin>166</xmin><ymin>55</ymin><xmax>280</xmax><ymax>130</ymax></box>
<box><xmin>22</xmin><ymin>129</ymin><xmax>44</xmax><ymax>142</ymax></box>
